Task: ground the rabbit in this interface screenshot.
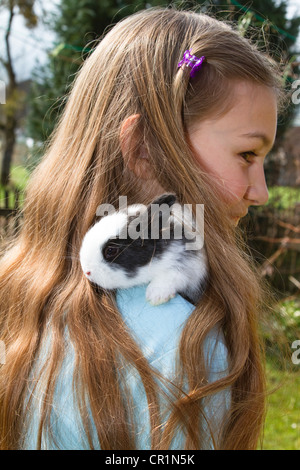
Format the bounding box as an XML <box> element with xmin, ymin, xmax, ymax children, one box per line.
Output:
<box><xmin>79</xmin><ymin>193</ymin><xmax>208</xmax><ymax>305</ymax></box>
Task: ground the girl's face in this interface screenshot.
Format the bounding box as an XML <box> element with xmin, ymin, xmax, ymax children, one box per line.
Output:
<box><xmin>187</xmin><ymin>81</ymin><xmax>277</xmax><ymax>225</ymax></box>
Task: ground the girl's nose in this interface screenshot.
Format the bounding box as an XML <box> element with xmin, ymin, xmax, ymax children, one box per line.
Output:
<box><xmin>245</xmin><ymin>166</ymin><xmax>269</xmax><ymax>207</ymax></box>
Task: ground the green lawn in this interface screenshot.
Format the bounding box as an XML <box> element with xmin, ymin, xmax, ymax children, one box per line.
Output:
<box><xmin>7</xmin><ymin>165</ymin><xmax>30</xmax><ymax>190</ymax></box>
<box><xmin>0</xmin><ymin>165</ymin><xmax>30</xmax><ymax>208</ymax></box>
<box><xmin>262</xmin><ymin>362</ymin><xmax>300</xmax><ymax>450</ymax></box>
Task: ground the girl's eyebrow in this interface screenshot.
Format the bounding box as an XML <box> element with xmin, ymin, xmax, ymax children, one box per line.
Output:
<box><xmin>240</xmin><ymin>132</ymin><xmax>273</xmax><ymax>148</ymax></box>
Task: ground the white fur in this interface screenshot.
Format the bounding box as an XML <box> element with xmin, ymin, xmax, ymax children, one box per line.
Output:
<box><xmin>79</xmin><ymin>212</ymin><xmax>131</xmax><ymax>289</ymax></box>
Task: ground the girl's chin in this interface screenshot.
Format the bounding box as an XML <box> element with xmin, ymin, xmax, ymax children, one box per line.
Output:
<box><xmin>231</xmin><ymin>214</ymin><xmax>247</xmax><ymax>226</ymax></box>
<box><xmin>230</xmin><ymin>210</ymin><xmax>248</xmax><ymax>225</ymax></box>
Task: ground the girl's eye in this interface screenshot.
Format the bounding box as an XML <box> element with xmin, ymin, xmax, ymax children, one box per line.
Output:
<box><xmin>103</xmin><ymin>245</ymin><xmax>120</xmax><ymax>260</ymax></box>
<box><xmin>240</xmin><ymin>151</ymin><xmax>257</xmax><ymax>163</ymax></box>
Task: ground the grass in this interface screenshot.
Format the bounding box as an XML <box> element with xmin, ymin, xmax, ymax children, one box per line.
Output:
<box><xmin>261</xmin><ymin>298</ymin><xmax>300</xmax><ymax>450</ymax></box>
<box><xmin>0</xmin><ymin>165</ymin><xmax>30</xmax><ymax>208</ymax></box>
<box><xmin>9</xmin><ymin>165</ymin><xmax>30</xmax><ymax>190</ymax></box>
<box><xmin>262</xmin><ymin>362</ymin><xmax>300</xmax><ymax>450</ymax></box>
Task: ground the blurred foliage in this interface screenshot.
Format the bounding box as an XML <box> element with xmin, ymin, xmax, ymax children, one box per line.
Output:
<box><xmin>0</xmin><ymin>0</ymin><xmax>39</xmax><ymax>185</ymax></box>
<box><xmin>0</xmin><ymin>165</ymin><xmax>28</xmax><ymax>208</ymax></box>
<box><xmin>9</xmin><ymin>164</ymin><xmax>29</xmax><ymax>191</ymax></box>
<box><xmin>242</xmin><ymin>185</ymin><xmax>300</xmax><ymax>299</ymax></box>
<box><xmin>210</xmin><ymin>0</ymin><xmax>300</xmax><ymax>55</ymax></box>
<box><xmin>0</xmin><ymin>0</ymin><xmax>38</xmax><ymax>28</ymax></box>
<box><xmin>1</xmin><ymin>88</ymin><xmax>26</xmax><ymax>120</ymax></box>
<box><xmin>262</xmin><ymin>298</ymin><xmax>300</xmax><ymax>371</ymax></box>
<box><xmin>266</xmin><ymin>186</ymin><xmax>300</xmax><ymax>211</ymax></box>
<box><xmin>251</xmin><ymin>186</ymin><xmax>300</xmax><ymax>212</ymax></box>
<box><xmin>26</xmin><ymin>0</ymin><xmax>173</xmax><ymax>162</ymax></box>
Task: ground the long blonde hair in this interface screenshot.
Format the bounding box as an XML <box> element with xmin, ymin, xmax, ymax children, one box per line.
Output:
<box><xmin>0</xmin><ymin>8</ymin><xmax>285</xmax><ymax>449</ymax></box>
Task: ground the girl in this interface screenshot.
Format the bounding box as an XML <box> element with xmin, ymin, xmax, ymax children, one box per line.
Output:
<box><xmin>0</xmin><ymin>8</ymin><xmax>286</xmax><ymax>450</ymax></box>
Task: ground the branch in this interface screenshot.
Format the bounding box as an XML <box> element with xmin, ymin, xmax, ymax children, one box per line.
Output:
<box><xmin>276</xmin><ymin>219</ymin><xmax>300</xmax><ymax>233</ymax></box>
<box><xmin>258</xmin><ymin>235</ymin><xmax>300</xmax><ymax>276</ymax></box>
<box><xmin>5</xmin><ymin>0</ymin><xmax>16</xmax><ymax>87</ymax></box>
<box><xmin>289</xmin><ymin>275</ymin><xmax>300</xmax><ymax>291</ymax></box>
<box><xmin>261</xmin><ymin>244</ymin><xmax>287</xmax><ymax>271</ymax></box>
<box><xmin>253</xmin><ymin>235</ymin><xmax>300</xmax><ymax>244</ymax></box>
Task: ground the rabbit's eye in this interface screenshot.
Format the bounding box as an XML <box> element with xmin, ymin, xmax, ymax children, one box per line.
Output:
<box><xmin>103</xmin><ymin>245</ymin><xmax>120</xmax><ymax>261</ymax></box>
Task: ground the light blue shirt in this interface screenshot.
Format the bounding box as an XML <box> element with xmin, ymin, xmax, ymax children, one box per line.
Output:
<box><xmin>23</xmin><ymin>285</ymin><xmax>230</xmax><ymax>450</ymax></box>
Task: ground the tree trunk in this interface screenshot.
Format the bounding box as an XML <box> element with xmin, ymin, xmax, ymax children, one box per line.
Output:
<box><xmin>1</xmin><ymin>115</ymin><xmax>16</xmax><ymax>186</ymax></box>
<box><xmin>0</xmin><ymin>3</ymin><xmax>17</xmax><ymax>187</ymax></box>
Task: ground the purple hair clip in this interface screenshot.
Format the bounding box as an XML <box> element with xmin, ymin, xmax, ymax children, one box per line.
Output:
<box><xmin>178</xmin><ymin>50</ymin><xmax>205</xmax><ymax>78</ymax></box>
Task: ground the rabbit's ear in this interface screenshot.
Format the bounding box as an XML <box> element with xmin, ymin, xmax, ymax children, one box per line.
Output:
<box><xmin>145</xmin><ymin>193</ymin><xmax>177</xmax><ymax>239</ymax></box>
<box><xmin>149</xmin><ymin>193</ymin><xmax>177</xmax><ymax>208</ymax></box>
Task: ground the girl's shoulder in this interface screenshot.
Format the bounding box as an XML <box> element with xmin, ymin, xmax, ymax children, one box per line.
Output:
<box><xmin>116</xmin><ymin>284</ymin><xmax>196</xmax><ymax>373</ymax></box>
<box><xmin>24</xmin><ymin>285</ymin><xmax>229</xmax><ymax>450</ymax></box>
<box><xmin>116</xmin><ymin>284</ymin><xmax>195</xmax><ymax>342</ymax></box>
<box><xmin>116</xmin><ymin>285</ymin><xmax>228</xmax><ymax>379</ymax></box>
<box><xmin>117</xmin><ymin>285</ymin><xmax>230</xmax><ymax>450</ymax></box>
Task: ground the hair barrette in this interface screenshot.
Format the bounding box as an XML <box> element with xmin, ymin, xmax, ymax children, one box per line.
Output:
<box><xmin>178</xmin><ymin>50</ymin><xmax>205</xmax><ymax>78</ymax></box>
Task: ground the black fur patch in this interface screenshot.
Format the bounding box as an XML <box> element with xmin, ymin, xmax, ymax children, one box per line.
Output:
<box><xmin>101</xmin><ymin>193</ymin><xmax>190</xmax><ymax>277</ymax></box>
<box><xmin>102</xmin><ymin>236</ymin><xmax>185</xmax><ymax>277</ymax></box>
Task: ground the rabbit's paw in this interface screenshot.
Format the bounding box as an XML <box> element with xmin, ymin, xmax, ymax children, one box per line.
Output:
<box><xmin>146</xmin><ymin>282</ymin><xmax>176</xmax><ymax>306</ymax></box>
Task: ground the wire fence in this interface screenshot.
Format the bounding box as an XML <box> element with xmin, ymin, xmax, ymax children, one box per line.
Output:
<box><xmin>244</xmin><ymin>191</ymin><xmax>300</xmax><ymax>298</ymax></box>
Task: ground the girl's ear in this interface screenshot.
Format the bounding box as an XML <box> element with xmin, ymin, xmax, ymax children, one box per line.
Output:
<box><xmin>120</xmin><ymin>114</ymin><xmax>156</xmax><ymax>181</ymax></box>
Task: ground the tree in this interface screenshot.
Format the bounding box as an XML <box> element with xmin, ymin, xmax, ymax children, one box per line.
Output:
<box><xmin>0</xmin><ymin>0</ymin><xmax>38</xmax><ymax>186</ymax></box>
<box><xmin>210</xmin><ymin>0</ymin><xmax>300</xmax><ymax>52</ymax></box>
<box><xmin>27</xmin><ymin>0</ymin><xmax>167</xmax><ymax>161</ymax></box>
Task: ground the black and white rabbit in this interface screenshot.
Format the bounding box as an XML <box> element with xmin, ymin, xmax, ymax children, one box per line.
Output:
<box><xmin>79</xmin><ymin>194</ymin><xmax>208</xmax><ymax>305</ymax></box>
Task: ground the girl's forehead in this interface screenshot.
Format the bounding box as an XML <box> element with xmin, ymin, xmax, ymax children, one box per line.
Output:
<box><xmin>189</xmin><ymin>81</ymin><xmax>277</xmax><ymax>146</ymax></box>
<box><xmin>224</xmin><ymin>83</ymin><xmax>277</xmax><ymax>139</ymax></box>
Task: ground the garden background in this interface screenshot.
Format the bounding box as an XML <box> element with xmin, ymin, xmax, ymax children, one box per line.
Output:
<box><xmin>0</xmin><ymin>0</ymin><xmax>299</xmax><ymax>450</ymax></box>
